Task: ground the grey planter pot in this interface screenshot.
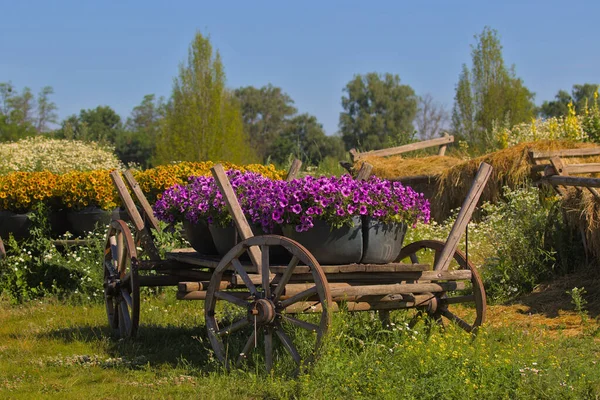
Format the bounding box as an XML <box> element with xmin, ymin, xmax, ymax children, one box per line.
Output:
<box><xmin>183</xmin><ymin>219</ymin><xmax>218</xmax><ymax>255</ymax></box>
<box><xmin>67</xmin><ymin>207</ymin><xmax>112</xmax><ymax>237</ymax></box>
<box><xmin>361</xmin><ymin>217</ymin><xmax>407</xmax><ymax>264</ymax></box>
<box><xmin>282</xmin><ymin>216</ymin><xmax>363</xmax><ymax>265</ymax></box>
<box><xmin>209</xmin><ymin>223</ymin><xmax>290</xmax><ymax>263</ymax></box>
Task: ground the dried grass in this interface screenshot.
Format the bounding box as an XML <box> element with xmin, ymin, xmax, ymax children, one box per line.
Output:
<box><xmin>355</xmin><ymin>155</ymin><xmax>463</xmax><ymax>179</ymax></box>
<box><xmin>561</xmin><ymin>187</ymin><xmax>600</xmax><ymax>262</ymax></box>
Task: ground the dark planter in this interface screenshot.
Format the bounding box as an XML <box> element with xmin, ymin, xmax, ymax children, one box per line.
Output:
<box><xmin>183</xmin><ymin>219</ymin><xmax>218</xmax><ymax>255</ymax></box>
<box><xmin>361</xmin><ymin>217</ymin><xmax>407</xmax><ymax>264</ymax></box>
<box><xmin>209</xmin><ymin>223</ymin><xmax>290</xmax><ymax>263</ymax></box>
<box><xmin>0</xmin><ymin>211</ymin><xmax>32</xmax><ymax>240</ymax></box>
<box><xmin>282</xmin><ymin>216</ymin><xmax>363</xmax><ymax>265</ymax></box>
<box><xmin>49</xmin><ymin>209</ymin><xmax>71</xmax><ymax>237</ymax></box>
<box><xmin>67</xmin><ymin>207</ymin><xmax>112</xmax><ymax>237</ymax></box>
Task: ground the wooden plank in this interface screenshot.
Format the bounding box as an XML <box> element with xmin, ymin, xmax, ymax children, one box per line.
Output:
<box><xmin>434</xmin><ymin>162</ymin><xmax>493</xmax><ymax>271</ymax></box>
<box><xmin>138</xmin><ymin>275</ymin><xmax>185</xmax><ymax>287</ymax></box>
<box><xmin>165</xmin><ymin>250</ymin><xmax>221</xmax><ymax>269</ymax></box>
<box><xmin>110</xmin><ymin>171</ymin><xmax>161</xmax><ymax>261</ymax></box>
<box><xmin>548</xmin><ymin>156</ymin><xmax>600</xmax><ymax>201</ymax></box>
<box><xmin>269</xmin><ymin>262</ymin><xmax>429</xmax><ymax>275</ymax></box>
<box><xmin>123</xmin><ymin>170</ymin><xmax>160</xmax><ymax>232</ymax></box>
<box><xmin>354</xmin><ymin>136</ymin><xmax>454</xmax><ymax>160</ymax></box>
<box><xmin>534</xmin><ymin>163</ymin><xmax>600</xmax><ymax>175</ymax></box>
<box><xmin>356</xmin><ymin>162</ymin><xmax>373</xmax><ymax>180</ymax></box>
<box><xmin>329</xmin><ymin>281</ymin><xmax>467</xmax><ymax>298</ymax></box>
<box><xmin>286</xmin><ymin>159</ymin><xmax>302</xmax><ymax>181</ymax></box>
<box><xmin>437</xmin><ymin>133</ymin><xmax>450</xmax><ymax>156</ymax></box>
<box><xmin>211</xmin><ymin>164</ymin><xmax>262</xmax><ymax>270</ymax></box>
<box><xmin>530</xmin><ymin>147</ymin><xmax>600</xmax><ymax>159</ymax></box>
<box><xmin>543</xmin><ymin>175</ymin><xmax>600</xmax><ymax>188</ymax></box>
<box><xmin>349</xmin><ymin>149</ymin><xmax>359</xmax><ymax>162</ymax></box>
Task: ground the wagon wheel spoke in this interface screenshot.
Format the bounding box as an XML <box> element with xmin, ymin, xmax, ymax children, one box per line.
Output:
<box><xmin>118</xmin><ymin>300</ymin><xmax>132</xmax><ymax>336</ymax></box>
<box><xmin>264</xmin><ymin>328</ymin><xmax>274</xmax><ymax>373</ymax></box>
<box><xmin>214</xmin><ymin>291</ymin><xmax>252</xmax><ymax>308</ymax></box>
<box><xmin>280</xmin><ymin>286</ymin><xmax>318</xmax><ymax>308</ymax></box>
<box><xmin>236</xmin><ymin>330</ymin><xmax>257</xmax><ymax>367</ymax></box>
<box><xmin>272</xmin><ymin>256</ymin><xmax>299</xmax><ymax>300</ymax></box>
<box><xmin>217</xmin><ymin>318</ymin><xmax>251</xmax><ymax>337</ymax></box>
<box><xmin>120</xmin><ymin>288</ymin><xmax>133</xmax><ymax>309</ymax></box>
<box><xmin>281</xmin><ymin>314</ymin><xmax>319</xmax><ymax>332</ymax></box>
<box><xmin>439</xmin><ymin>307</ymin><xmax>474</xmax><ymax>333</ymax></box>
<box><xmin>275</xmin><ymin>327</ymin><xmax>302</xmax><ymax>365</ymax></box>
<box><xmin>231</xmin><ymin>259</ymin><xmax>258</xmax><ymax>296</ymax></box>
<box><xmin>261</xmin><ymin>245</ymin><xmax>271</xmax><ymax>298</ymax></box>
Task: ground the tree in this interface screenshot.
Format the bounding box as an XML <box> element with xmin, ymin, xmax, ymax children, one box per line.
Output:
<box><xmin>415</xmin><ymin>94</ymin><xmax>450</xmax><ymax>140</ymax></box>
<box><xmin>155</xmin><ymin>31</ymin><xmax>254</xmax><ymax>164</ymax></box>
<box><xmin>55</xmin><ymin>106</ymin><xmax>123</xmax><ymax>143</ymax></box>
<box><xmin>452</xmin><ymin>27</ymin><xmax>536</xmax><ymax>151</ymax></box>
<box><xmin>339</xmin><ymin>73</ymin><xmax>417</xmax><ymax>151</ymax></box>
<box><xmin>539</xmin><ymin>83</ymin><xmax>600</xmax><ymax>118</ymax></box>
<box><xmin>270</xmin><ymin>114</ymin><xmax>345</xmax><ymax>166</ymax></box>
<box><xmin>116</xmin><ymin>94</ymin><xmax>166</xmax><ymax>168</ymax></box>
<box><xmin>0</xmin><ymin>82</ymin><xmax>37</xmax><ymax>141</ymax></box>
<box><xmin>234</xmin><ymin>84</ymin><xmax>297</xmax><ymax>162</ymax></box>
<box><xmin>35</xmin><ymin>86</ymin><xmax>58</xmax><ymax>133</ymax></box>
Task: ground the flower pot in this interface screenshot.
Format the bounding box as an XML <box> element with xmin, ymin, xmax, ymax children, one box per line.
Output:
<box><xmin>49</xmin><ymin>209</ymin><xmax>71</xmax><ymax>237</ymax></box>
<box><xmin>183</xmin><ymin>219</ymin><xmax>218</xmax><ymax>255</ymax></box>
<box><xmin>67</xmin><ymin>207</ymin><xmax>112</xmax><ymax>237</ymax></box>
<box><xmin>0</xmin><ymin>211</ymin><xmax>32</xmax><ymax>240</ymax></box>
<box><xmin>361</xmin><ymin>217</ymin><xmax>407</xmax><ymax>264</ymax></box>
<box><xmin>282</xmin><ymin>216</ymin><xmax>363</xmax><ymax>265</ymax></box>
<box><xmin>209</xmin><ymin>224</ymin><xmax>290</xmax><ymax>263</ymax></box>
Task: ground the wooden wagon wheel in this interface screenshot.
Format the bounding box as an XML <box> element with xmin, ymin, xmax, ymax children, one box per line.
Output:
<box><xmin>397</xmin><ymin>239</ymin><xmax>486</xmax><ymax>333</ymax></box>
<box><xmin>103</xmin><ymin>220</ymin><xmax>140</xmax><ymax>338</ymax></box>
<box><xmin>205</xmin><ymin>235</ymin><xmax>332</xmax><ymax>374</ymax></box>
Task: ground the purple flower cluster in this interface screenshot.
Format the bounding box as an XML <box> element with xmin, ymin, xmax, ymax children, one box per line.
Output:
<box><xmin>153</xmin><ymin>171</ymin><xmax>431</xmax><ymax>233</ymax></box>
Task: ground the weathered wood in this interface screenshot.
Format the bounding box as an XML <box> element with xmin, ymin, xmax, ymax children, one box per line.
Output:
<box><xmin>542</xmin><ymin>175</ymin><xmax>600</xmax><ymax>188</ymax></box>
<box><xmin>434</xmin><ymin>162</ymin><xmax>492</xmax><ymax>271</ymax></box>
<box><xmin>123</xmin><ymin>170</ymin><xmax>160</xmax><ymax>232</ymax></box>
<box><xmin>349</xmin><ymin>148</ymin><xmax>359</xmax><ymax>162</ymax></box>
<box><xmin>178</xmin><ymin>280</ymin><xmax>230</xmax><ymax>292</ymax></box>
<box><xmin>269</xmin><ymin>262</ymin><xmax>430</xmax><ymax>275</ymax></box>
<box><xmin>353</xmin><ymin>136</ymin><xmax>454</xmax><ymax>160</ymax></box>
<box><xmin>286</xmin><ymin>159</ymin><xmax>302</xmax><ymax>181</ymax></box>
<box><xmin>533</xmin><ymin>163</ymin><xmax>600</xmax><ymax>175</ymax></box>
<box><xmin>547</xmin><ymin>157</ymin><xmax>568</xmax><ymax>196</ymax></box>
<box><xmin>166</xmin><ymin>249</ymin><xmax>221</xmax><ymax>269</ymax></box>
<box><xmin>282</xmin><ymin>270</ymin><xmax>469</xmax><ymax>283</ymax></box>
<box><xmin>283</xmin><ymin>294</ymin><xmax>436</xmax><ymax>313</ymax></box>
<box><xmin>437</xmin><ymin>133</ymin><xmax>450</xmax><ymax>156</ymax></box>
<box><xmin>211</xmin><ymin>164</ymin><xmax>262</xmax><ymax>270</ymax></box>
<box><xmin>159</xmin><ymin>269</ymin><xmax>216</xmax><ymax>281</ymax></box>
<box><xmin>329</xmin><ymin>281</ymin><xmax>467</xmax><ymax>298</ymax></box>
<box><xmin>138</xmin><ymin>275</ymin><xmax>186</xmax><ymax>287</ymax></box>
<box><xmin>356</xmin><ymin>162</ymin><xmax>373</xmax><ymax>180</ymax></box>
<box><xmin>530</xmin><ymin>147</ymin><xmax>600</xmax><ymax>159</ymax></box>
<box><xmin>110</xmin><ymin>171</ymin><xmax>160</xmax><ymax>261</ymax></box>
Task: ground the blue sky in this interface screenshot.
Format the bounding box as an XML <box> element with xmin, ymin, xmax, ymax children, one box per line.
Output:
<box><xmin>1</xmin><ymin>0</ymin><xmax>598</xmax><ymax>135</ymax></box>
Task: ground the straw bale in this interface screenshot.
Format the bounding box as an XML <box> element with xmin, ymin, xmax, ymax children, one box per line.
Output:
<box><xmin>560</xmin><ymin>187</ymin><xmax>600</xmax><ymax>262</ymax></box>
<box><xmin>355</xmin><ymin>155</ymin><xmax>463</xmax><ymax>179</ymax></box>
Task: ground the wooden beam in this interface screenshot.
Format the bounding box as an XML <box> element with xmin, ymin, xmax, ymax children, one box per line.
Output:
<box><xmin>533</xmin><ymin>163</ymin><xmax>600</xmax><ymax>175</ymax></box>
<box><xmin>356</xmin><ymin>162</ymin><xmax>373</xmax><ymax>180</ymax></box>
<box><xmin>354</xmin><ymin>136</ymin><xmax>454</xmax><ymax>160</ymax></box>
<box><xmin>123</xmin><ymin>170</ymin><xmax>160</xmax><ymax>232</ymax></box>
<box><xmin>437</xmin><ymin>133</ymin><xmax>450</xmax><ymax>156</ymax></box>
<box><xmin>542</xmin><ymin>175</ymin><xmax>600</xmax><ymax>188</ymax></box>
<box><xmin>530</xmin><ymin>147</ymin><xmax>600</xmax><ymax>159</ymax></box>
<box><xmin>434</xmin><ymin>162</ymin><xmax>493</xmax><ymax>272</ymax></box>
<box><xmin>211</xmin><ymin>164</ymin><xmax>262</xmax><ymax>271</ymax></box>
<box><xmin>285</xmin><ymin>159</ymin><xmax>302</xmax><ymax>181</ymax></box>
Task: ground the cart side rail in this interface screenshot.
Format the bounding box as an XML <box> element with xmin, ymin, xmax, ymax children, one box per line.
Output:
<box><xmin>434</xmin><ymin>162</ymin><xmax>493</xmax><ymax>272</ymax></box>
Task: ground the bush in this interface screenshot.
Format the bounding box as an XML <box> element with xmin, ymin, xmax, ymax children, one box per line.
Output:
<box><xmin>0</xmin><ymin>136</ymin><xmax>123</xmax><ymax>174</ymax></box>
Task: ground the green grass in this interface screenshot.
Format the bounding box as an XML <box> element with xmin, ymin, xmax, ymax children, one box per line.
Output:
<box><xmin>1</xmin><ymin>293</ymin><xmax>598</xmax><ymax>399</ymax></box>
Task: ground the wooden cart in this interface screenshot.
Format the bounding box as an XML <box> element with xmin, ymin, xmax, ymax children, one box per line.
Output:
<box><xmin>103</xmin><ymin>161</ymin><xmax>492</xmax><ymax>373</ymax></box>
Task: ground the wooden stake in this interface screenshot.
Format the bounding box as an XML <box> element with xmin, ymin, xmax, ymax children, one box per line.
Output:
<box><xmin>356</xmin><ymin>162</ymin><xmax>373</xmax><ymax>180</ymax></box>
<box><xmin>286</xmin><ymin>159</ymin><xmax>302</xmax><ymax>181</ymax></box>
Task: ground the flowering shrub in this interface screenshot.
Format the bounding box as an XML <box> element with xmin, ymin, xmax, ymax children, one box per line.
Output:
<box><xmin>56</xmin><ymin>170</ymin><xmax>120</xmax><ymax>211</ymax></box>
<box><xmin>0</xmin><ymin>171</ymin><xmax>60</xmax><ymax>212</ymax></box>
<box><xmin>154</xmin><ymin>171</ymin><xmax>431</xmax><ymax>233</ymax></box>
<box><xmin>0</xmin><ymin>137</ymin><xmax>122</xmax><ymax>174</ymax></box>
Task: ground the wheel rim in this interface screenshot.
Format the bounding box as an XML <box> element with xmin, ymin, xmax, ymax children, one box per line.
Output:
<box><xmin>103</xmin><ymin>220</ymin><xmax>140</xmax><ymax>338</ymax></box>
<box><xmin>397</xmin><ymin>240</ymin><xmax>486</xmax><ymax>333</ymax></box>
<box><xmin>205</xmin><ymin>235</ymin><xmax>331</xmax><ymax>374</ymax></box>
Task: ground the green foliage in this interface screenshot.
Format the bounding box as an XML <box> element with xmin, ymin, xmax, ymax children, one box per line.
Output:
<box><xmin>567</xmin><ymin>287</ymin><xmax>589</xmax><ymax>326</ymax></box>
<box><xmin>116</xmin><ymin>94</ymin><xmax>166</xmax><ymax>168</ymax></box>
<box><xmin>234</xmin><ymin>84</ymin><xmax>297</xmax><ymax>162</ymax></box>
<box><xmin>155</xmin><ymin>31</ymin><xmax>255</xmax><ymax>164</ymax></box>
<box><xmin>54</xmin><ymin>105</ymin><xmax>124</xmax><ymax>144</ymax></box>
<box><xmin>540</xmin><ymin>84</ymin><xmax>600</xmax><ymax>118</ymax></box>
<box><xmin>452</xmin><ymin>27</ymin><xmax>536</xmax><ymax>152</ymax></box>
<box><xmin>0</xmin><ymin>205</ymin><xmax>104</xmax><ymax>303</ymax></box>
<box><xmin>0</xmin><ymin>82</ymin><xmax>39</xmax><ymax>142</ymax></box>
<box><xmin>340</xmin><ymin>72</ymin><xmax>418</xmax><ymax>151</ymax></box>
<box><xmin>269</xmin><ymin>113</ymin><xmax>345</xmax><ymax>166</ymax></box>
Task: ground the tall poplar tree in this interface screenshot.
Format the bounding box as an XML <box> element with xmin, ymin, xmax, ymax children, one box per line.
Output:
<box><xmin>452</xmin><ymin>27</ymin><xmax>535</xmax><ymax>151</ymax></box>
<box><xmin>156</xmin><ymin>32</ymin><xmax>254</xmax><ymax>164</ymax></box>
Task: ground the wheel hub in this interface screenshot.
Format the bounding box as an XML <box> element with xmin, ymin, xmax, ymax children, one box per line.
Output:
<box><xmin>250</xmin><ymin>298</ymin><xmax>276</xmax><ymax>325</ymax></box>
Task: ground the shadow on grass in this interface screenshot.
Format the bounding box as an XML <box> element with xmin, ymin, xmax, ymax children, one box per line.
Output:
<box><xmin>38</xmin><ymin>324</ymin><xmax>218</xmax><ymax>371</ymax></box>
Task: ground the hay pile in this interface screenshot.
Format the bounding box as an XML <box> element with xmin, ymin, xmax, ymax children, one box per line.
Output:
<box><xmin>355</xmin><ymin>155</ymin><xmax>463</xmax><ymax>180</ymax></box>
<box><xmin>561</xmin><ymin>187</ymin><xmax>600</xmax><ymax>262</ymax></box>
<box><xmin>434</xmin><ymin>140</ymin><xmax>600</xmax><ymax>219</ymax></box>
